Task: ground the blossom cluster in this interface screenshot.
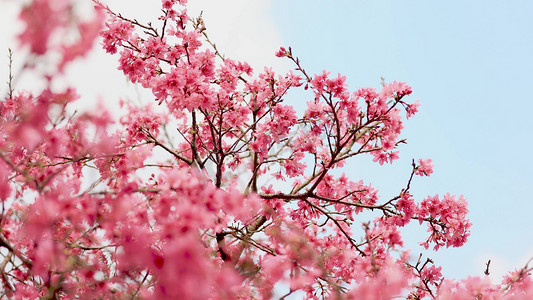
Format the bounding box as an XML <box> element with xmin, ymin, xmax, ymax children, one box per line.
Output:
<box><xmin>0</xmin><ymin>0</ymin><xmax>531</xmax><ymax>299</ymax></box>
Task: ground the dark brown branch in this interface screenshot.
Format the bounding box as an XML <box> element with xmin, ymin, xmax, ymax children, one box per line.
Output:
<box><xmin>0</xmin><ymin>234</ymin><xmax>32</xmax><ymax>268</ymax></box>
<box><xmin>145</xmin><ymin>131</ymin><xmax>192</xmax><ymax>165</ymax></box>
<box><xmin>303</xmin><ymin>200</ymin><xmax>366</xmax><ymax>256</ymax></box>
<box><xmin>484</xmin><ymin>259</ymin><xmax>491</xmax><ymax>275</ymax></box>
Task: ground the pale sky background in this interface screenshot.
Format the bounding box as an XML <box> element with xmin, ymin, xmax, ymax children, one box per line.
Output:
<box><xmin>1</xmin><ymin>0</ymin><xmax>532</xmax><ymax>287</ymax></box>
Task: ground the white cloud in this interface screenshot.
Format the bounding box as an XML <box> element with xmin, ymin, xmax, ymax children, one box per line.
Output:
<box><xmin>187</xmin><ymin>0</ymin><xmax>289</xmax><ymax>74</ymax></box>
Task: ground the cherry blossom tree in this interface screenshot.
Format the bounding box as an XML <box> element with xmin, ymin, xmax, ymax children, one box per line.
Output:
<box><xmin>0</xmin><ymin>0</ymin><xmax>531</xmax><ymax>299</ymax></box>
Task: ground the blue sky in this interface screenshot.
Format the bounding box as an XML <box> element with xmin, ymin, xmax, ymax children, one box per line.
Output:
<box><xmin>1</xmin><ymin>0</ymin><xmax>532</xmax><ymax>283</ymax></box>
<box><xmin>267</xmin><ymin>1</ymin><xmax>533</xmax><ymax>280</ymax></box>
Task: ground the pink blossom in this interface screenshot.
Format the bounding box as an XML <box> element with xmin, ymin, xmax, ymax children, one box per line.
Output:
<box><xmin>415</xmin><ymin>158</ymin><xmax>434</xmax><ymax>176</ymax></box>
<box><xmin>406</xmin><ymin>100</ymin><xmax>421</xmax><ymax>119</ymax></box>
<box><xmin>58</xmin><ymin>8</ymin><xmax>105</xmax><ymax>71</ymax></box>
<box><xmin>421</xmin><ymin>265</ymin><xmax>443</xmax><ymax>283</ymax></box>
<box><xmin>17</xmin><ymin>0</ymin><xmax>66</xmax><ymax>54</ymax></box>
<box><xmin>275</xmin><ymin>46</ymin><xmax>289</xmax><ymax>57</ymax></box>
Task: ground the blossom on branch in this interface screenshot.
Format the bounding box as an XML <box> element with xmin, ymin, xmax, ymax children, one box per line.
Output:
<box><xmin>0</xmin><ymin>0</ymin><xmax>530</xmax><ymax>299</ymax></box>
